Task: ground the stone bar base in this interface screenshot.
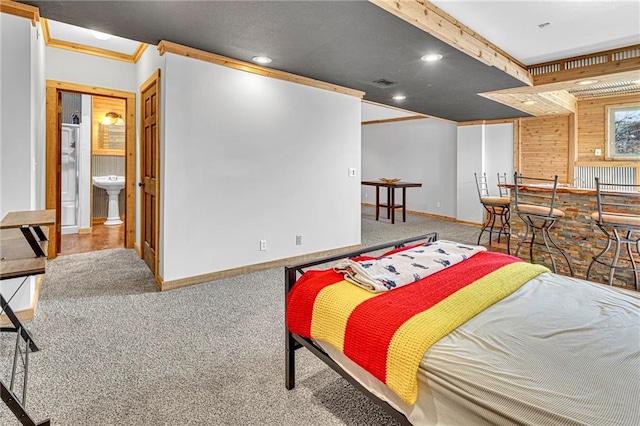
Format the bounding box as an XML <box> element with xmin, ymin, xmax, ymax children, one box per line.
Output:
<box><xmin>508</xmin><ymin>186</ymin><xmax>639</xmax><ymax>289</ymax></box>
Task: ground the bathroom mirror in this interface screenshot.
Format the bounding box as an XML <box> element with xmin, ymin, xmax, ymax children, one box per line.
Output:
<box><xmin>94</xmin><ymin>123</ymin><xmax>125</xmax><ymax>155</ymax></box>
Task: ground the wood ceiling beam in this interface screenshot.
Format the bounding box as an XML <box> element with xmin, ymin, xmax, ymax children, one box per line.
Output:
<box><xmin>532</xmin><ymin>57</ymin><xmax>640</xmax><ymax>86</ymax></box>
<box><xmin>369</xmin><ymin>0</ymin><xmax>533</xmax><ymax>86</ymax></box>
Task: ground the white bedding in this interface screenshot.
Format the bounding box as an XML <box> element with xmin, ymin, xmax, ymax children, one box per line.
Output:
<box><xmin>317</xmin><ymin>272</ymin><xmax>640</xmax><ymax>425</ymax></box>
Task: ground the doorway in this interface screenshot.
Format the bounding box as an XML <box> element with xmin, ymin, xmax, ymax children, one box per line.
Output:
<box><xmin>46</xmin><ymin>80</ymin><xmax>136</xmax><ymax>259</ymax></box>
<box><xmin>59</xmin><ymin>92</ymin><xmax>128</xmax><ymax>254</ymax></box>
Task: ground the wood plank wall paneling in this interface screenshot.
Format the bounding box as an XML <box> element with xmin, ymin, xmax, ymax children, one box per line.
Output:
<box><xmin>519</xmin><ymin>114</ymin><xmax>570</xmax><ymax>182</ymax></box>
<box><xmin>577</xmin><ymin>93</ymin><xmax>640</xmax><ymax>162</ymax></box>
<box><xmin>92</xmin><ymin>95</ymin><xmax>126</xmax><ymax>156</ymax></box>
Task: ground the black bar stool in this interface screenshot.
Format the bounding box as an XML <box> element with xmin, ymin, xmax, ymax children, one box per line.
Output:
<box><xmin>586</xmin><ymin>177</ymin><xmax>640</xmax><ymax>289</ymax></box>
<box><xmin>474</xmin><ymin>172</ymin><xmax>510</xmax><ymax>254</ymax></box>
<box><xmin>513</xmin><ymin>173</ymin><xmax>573</xmax><ymax>275</ymax></box>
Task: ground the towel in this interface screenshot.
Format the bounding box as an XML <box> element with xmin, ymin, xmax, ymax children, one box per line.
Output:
<box><xmin>333</xmin><ymin>240</ymin><xmax>486</xmax><ymax>292</ymax></box>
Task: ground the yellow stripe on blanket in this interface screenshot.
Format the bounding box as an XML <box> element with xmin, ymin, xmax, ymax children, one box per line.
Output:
<box><xmin>386</xmin><ymin>262</ymin><xmax>549</xmax><ymax>404</ymax></box>
<box><xmin>311</xmin><ymin>280</ymin><xmax>379</xmax><ymax>351</ymax></box>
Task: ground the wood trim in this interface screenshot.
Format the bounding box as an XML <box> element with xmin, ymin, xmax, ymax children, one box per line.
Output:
<box><xmin>159</xmin><ymin>244</ymin><xmax>363</xmax><ymax>292</ymax></box>
<box><xmin>157</xmin><ymin>40</ymin><xmax>365</xmax><ymax>99</ymax></box>
<box><xmin>47</xmin><ymin>80</ymin><xmax>136</xmax><ymax>100</ymax></box>
<box><xmin>529</xmin><ymin>44</ymin><xmax>640</xmax><ymax>70</ymax></box>
<box><xmin>574</xmin><ymin>161</ymin><xmax>640</xmax><ymax>168</ymax></box>
<box><xmin>369</xmin><ymin>0</ymin><xmax>532</xmax><ymax>86</ymax></box>
<box><xmin>45</xmin><ymin>86</ymin><xmax>59</xmax><ymax>259</ymax></box>
<box><xmin>41</xmin><ymin>19</ymin><xmax>148</xmax><ymax>64</ymax></box>
<box><xmin>125</xmin><ymin>96</ymin><xmax>136</xmax><ymax>249</ymax></box>
<box><xmin>361</xmin><ymin>99</ymin><xmax>455</xmax><ymax>123</ymax></box>
<box><xmin>92</xmin><ymin>148</ymin><xmax>126</xmax><ymax>156</ymax></box>
<box><xmin>457</xmin><ymin>118</ymin><xmax>519</xmax><ymax>127</ymax></box>
<box><xmin>530</xmin><ymin>45</ymin><xmax>640</xmax><ymax>86</ymax></box>
<box><xmin>45</xmin><ymin>80</ymin><xmax>136</xmax><ymax>255</ymax></box>
<box><xmin>0</xmin><ymin>275</ymin><xmax>43</xmax><ymax>326</ymax></box>
<box><xmin>360</xmin><ymin>203</ymin><xmax>482</xmax><ymax>226</ymax></box>
<box><xmin>131</xmin><ymin>43</ymin><xmax>149</xmax><ymax>63</ymax></box>
<box><xmin>0</xmin><ymin>0</ymin><xmax>39</xmax><ymax>26</ymax></box>
<box><xmin>362</xmin><ymin>115</ymin><xmax>427</xmax><ymax>126</ymax></box>
<box><xmin>140</xmin><ymin>69</ymin><xmax>160</xmax><ymax>93</ymax></box>
<box><xmin>40</xmin><ymin>15</ymin><xmax>50</xmax><ymax>43</ymax></box>
<box><xmin>567</xmin><ymin>113</ymin><xmax>577</xmax><ymax>184</ymax></box>
<box><xmin>362</xmin><ymin>99</ymin><xmax>426</xmax><ymax>116</ymax></box>
<box><xmin>78</xmin><ymin>227</ymin><xmax>92</xmax><ymax>234</ymax></box>
<box><xmin>45</xmin><ymin>37</ymin><xmax>144</xmax><ymax>63</ymax></box>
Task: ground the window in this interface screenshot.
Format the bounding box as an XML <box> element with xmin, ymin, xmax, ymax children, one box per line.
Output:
<box><xmin>607</xmin><ymin>104</ymin><xmax>640</xmax><ymax>159</ymax></box>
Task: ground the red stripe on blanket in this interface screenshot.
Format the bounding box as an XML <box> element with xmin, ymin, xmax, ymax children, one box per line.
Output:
<box><xmin>342</xmin><ymin>251</ymin><xmax>520</xmax><ymax>383</ymax></box>
<box><xmin>286</xmin><ymin>269</ymin><xmax>344</xmax><ymax>337</ymax></box>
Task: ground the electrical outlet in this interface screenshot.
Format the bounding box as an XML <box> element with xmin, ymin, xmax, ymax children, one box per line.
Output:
<box><xmin>260</xmin><ymin>239</ymin><xmax>267</xmax><ymax>251</ymax></box>
<box><xmin>296</xmin><ymin>235</ymin><xmax>302</xmax><ymax>245</ymax></box>
<box><xmin>436</xmin><ymin>202</ymin><xmax>441</xmax><ymax>208</ymax></box>
<box><xmin>595</xmin><ymin>148</ymin><xmax>602</xmax><ymax>156</ymax></box>
<box><xmin>348</xmin><ymin>168</ymin><xmax>356</xmax><ymax>177</ymax></box>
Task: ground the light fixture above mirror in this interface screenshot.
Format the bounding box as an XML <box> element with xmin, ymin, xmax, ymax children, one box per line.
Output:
<box><xmin>101</xmin><ymin>112</ymin><xmax>124</xmax><ymax>126</ymax></box>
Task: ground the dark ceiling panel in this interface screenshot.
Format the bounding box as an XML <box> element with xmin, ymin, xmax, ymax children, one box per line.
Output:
<box><xmin>22</xmin><ymin>0</ymin><xmax>530</xmax><ymax>121</ymax></box>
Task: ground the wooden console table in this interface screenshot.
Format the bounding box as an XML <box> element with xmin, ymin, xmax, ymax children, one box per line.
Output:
<box><xmin>361</xmin><ymin>181</ymin><xmax>423</xmax><ymax>224</ymax></box>
<box><xmin>0</xmin><ymin>209</ymin><xmax>54</xmax><ymax>426</ymax></box>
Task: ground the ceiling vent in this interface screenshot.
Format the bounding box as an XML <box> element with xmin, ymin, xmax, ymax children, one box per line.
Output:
<box><xmin>372</xmin><ymin>78</ymin><xmax>398</xmax><ymax>88</ymax></box>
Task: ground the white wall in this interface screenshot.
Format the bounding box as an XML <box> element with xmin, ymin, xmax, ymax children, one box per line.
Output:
<box><xmin>485</xmin><ymin>123</ymin><xmax>514</xmax><ymax>192</ymax></box>
<box><xmin>161</xmin><ymin>53</ymin><xmax>361</xmax><ymax>281</ymax></box>
<box><xmin>46</xmin><ymin>47</ymin><xmax>137</xmax><ymax>93</ymax></box>
<box><xmin>361</xmin><ymin>118</ymin><xmax>458</xmax><ymax>217</ymax></box>
<box><xmin>79</xmin><ymin>94</ymin><xmax>92</xmax><ymax>230</ymax></box>
<box><xmin>0</xmin><ymin>13</ymin><xmax>40</xmax><ymax>310</ymax></box>
<box><xmin>456</xmin><ymin>125</ymin><xmax>484</xmax><ymax>223</ymax></box>
<box><xmin>456</xmin><ymin>123</ymin><xmax>514</xmax><ymax>224</ymax></box>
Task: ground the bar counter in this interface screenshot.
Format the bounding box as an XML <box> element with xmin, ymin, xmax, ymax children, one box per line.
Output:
<box><xmin>503</xmin><ymin>184</ymin><xmax>639</xmax><ymax>287</ymax></box>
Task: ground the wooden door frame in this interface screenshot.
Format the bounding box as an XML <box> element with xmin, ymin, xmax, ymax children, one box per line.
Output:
<box><xmin>45</xmin><ymin>80</ymin><xmax>136</xmax><ymax>258</ymax></box>
<box><xmin>139</xmin><ymin>70</ymin><xmax>161</xmax><ymax>281</ymax></box>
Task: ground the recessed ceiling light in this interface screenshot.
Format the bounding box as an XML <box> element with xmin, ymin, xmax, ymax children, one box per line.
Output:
<box><xmin>522</xmin><ymin>100</ymin><xmax>537</xmax><ymax>105</ymax></box>
<box><xmin>91</xmin><ymin>30</ymin><xmax>111</xmax><ymax>40</ymax></box>
<box><xmin>252</xmin><ymin>56</ymin><xmax>272</xmax><ymax>64</ymax></box>
<box><xmin>392</xmin><ymin>95</ymin><xmax>406</xmax><ymax>101</ymax></box>
<box><xmin>421</xmin><ymin>53</ymin><xmax>443</xmax><ymax>62</ymax></box>
<box><xmin>576</xmin><ymin>79</ymin><xmax>598</xmax><ymax>86</ymax></box>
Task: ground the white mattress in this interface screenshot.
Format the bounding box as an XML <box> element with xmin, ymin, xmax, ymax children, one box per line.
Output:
<box><xmin>317</xmin><ymin>272</ymin><xmax>640</xmax><ymax>425</ymax></box>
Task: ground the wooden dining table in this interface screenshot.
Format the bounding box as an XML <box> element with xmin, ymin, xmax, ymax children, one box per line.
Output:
<box><xmin>361</xmin><ymin>181</ymin><xmax>423</xmax><ymax>224</ymax></box>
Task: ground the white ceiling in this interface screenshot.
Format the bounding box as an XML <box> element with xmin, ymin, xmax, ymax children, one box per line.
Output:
<box><xmin>430</xmin><ymin>0</ymin><xmax>640</xmax><ymax>65</ymax></box>
<box><xmin>46</xmin><ymin>19</ymin><xmax>142</xmax><ymax>55</ymax></box>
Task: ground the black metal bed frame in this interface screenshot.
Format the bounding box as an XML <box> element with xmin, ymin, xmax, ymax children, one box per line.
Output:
<box><xmin>284</xmin><ymin>233</ymin><xmax>439</xmax><ymax>426</ymax></box>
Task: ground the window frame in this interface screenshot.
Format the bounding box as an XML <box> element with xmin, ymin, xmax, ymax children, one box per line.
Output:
<box><xmin>606</xmin><ymin>103</ymin><xmax>640</xmax><ymax>160</ymax></box>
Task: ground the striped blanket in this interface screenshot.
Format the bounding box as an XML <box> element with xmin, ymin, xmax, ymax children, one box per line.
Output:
<box><xmin>286</xmin><ymin>251</ymin><xmax>549</xmax><ymax>405</ymax></box>
<box><xmin>333</xmin><ymin>240</ymin><xmax>486</xmax><ymax>292</ymax></box>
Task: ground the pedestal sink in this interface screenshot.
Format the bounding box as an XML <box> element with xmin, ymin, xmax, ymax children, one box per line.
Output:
<box><xmin>93</xmin><ymin>176</ymin><xmax>125</xmax><ymax>225</ymax></box>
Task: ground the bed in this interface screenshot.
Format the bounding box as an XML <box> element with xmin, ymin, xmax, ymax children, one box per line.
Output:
<box><xmin>284</xmin><ymin>233</ymin><xmax>640</xmax><ymax>425</ymax></box>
